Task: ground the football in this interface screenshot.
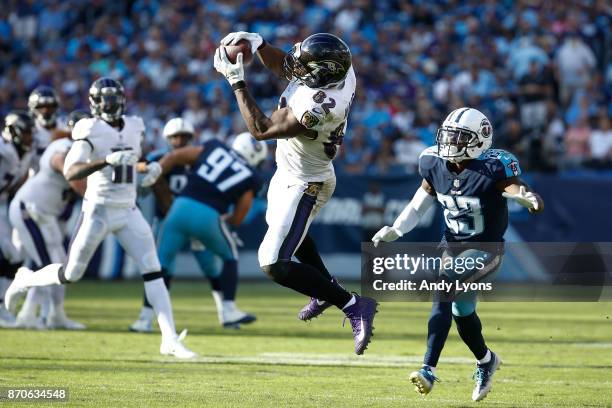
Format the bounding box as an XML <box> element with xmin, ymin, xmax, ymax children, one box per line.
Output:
<box><xmin>224</xmin><ymin>39</ymin><xmax>253</xmax><ymax>65</ymax></box>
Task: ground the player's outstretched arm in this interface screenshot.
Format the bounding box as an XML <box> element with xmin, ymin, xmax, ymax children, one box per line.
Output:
<box><xmin>159</xmin><ymin>146</ymin><xmax>203</xmax><ymax>174</ymax></box>
<box><xmin>256</xmin><ymin>43</ymin><xmax>287</xmax><ymax>78</ymax></box>
<box><xmin>214</xmin><ymin>44</ymin><xmax>316</xmax><ymax>141</ymax></box>
<box><xmin>497</xmin><ymin>177</ymin><xmax>544</xmax><ymax>213</ymax></box>
<box><xmin>372</xmin><ymin>179</ymin><xmax>436</xmax><ymax>247</ymax></box>
<box><xmin>224</xmin><ymin>190</ymin><xmax>254</xmax><ymax>227</ymax></box>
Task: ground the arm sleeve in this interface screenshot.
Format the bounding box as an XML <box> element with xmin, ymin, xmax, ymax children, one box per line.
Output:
<box><xmin>63</xmin><ymin>140</ymin><xmax>93</xmax><ymax>177</ymax></box>
<box><xmin>392</xmin><ymin>187</ymin><xmax>436</xmax><ymax>235</ymax></box>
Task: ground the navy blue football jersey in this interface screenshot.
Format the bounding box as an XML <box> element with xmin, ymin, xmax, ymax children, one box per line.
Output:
<box><xmin>147</xmin><ymin>147</ymin><xmax>190</xmax><ymax>217</ymax></box>
<box><xmin>180</xmin><ymin>139</ymin><xmax>262</xmax><ymax>213</ymax></box>
<box><xmin>419</xmin><ymin>146</ymin><xmax>521</xmax><ymax>244</ymax></box>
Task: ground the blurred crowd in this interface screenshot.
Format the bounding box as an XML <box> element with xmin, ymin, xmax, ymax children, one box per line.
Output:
<box><xmin>1</xmin><ymin>0</ymin><xmax>610</xmax><ymax>174</ymax></box>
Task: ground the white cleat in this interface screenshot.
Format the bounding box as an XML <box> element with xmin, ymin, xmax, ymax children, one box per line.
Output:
<box><xmin>129</xmin><ymin>306</ymin><xmax>154</xmax><ymax>333</ymax></box>
<box><xmin>15</xmin><ymin>313</ymin><xmax>47</xmax><ymax>330</ymax></box>
<box><xmin>4</xmin><ymin>267</ymin><xmax>33</xmax><ymax>312</ymax></box>
<box><xmin>472</xmin><ymin>352</ymin><xmax>502</xmax><ymax>402</ymax></box>
<box><xmin>160</xmin><ymin>329</ymin><xmax>197</xmax><ymax>359</ymax></box>
<box><xmin>46</xmin><ymin>311</ymin><xmax>86</xmax><ymax>330</ymax></box>
<box><xmin>221</xmin><ymin>305</ymin><xmax>256</xmax><ymax>329</ymax></box>
<box><xmin>0</xmin><ymin>307</ymin><xmax>17</xmax><ymax>328</ymax></box>
<box><xmin>129</xmin><ymin>317</ymin><xmax>153</xmax><ymax>333</ymax></box>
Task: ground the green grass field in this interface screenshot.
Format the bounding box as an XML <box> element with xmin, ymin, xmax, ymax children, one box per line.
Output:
<box><xmin>1</xmin><ymin>281</ymin><xmax>611</xmax><ymax>407</ymax></box>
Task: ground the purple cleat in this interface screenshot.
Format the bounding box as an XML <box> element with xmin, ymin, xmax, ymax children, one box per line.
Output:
<box><xmin>298</xmin><ymin>298</ymin><xmax>332</xmax><ymax>321</ymax></box>
<box><xmin>297</xmin><ymin>277</ymin><xmax>341</xmax><ymax>321</ymax></box>
<box><xmin>343</xmin><ymin>295</ymin><xmax>378</xmax><ymax>355</ymax></box>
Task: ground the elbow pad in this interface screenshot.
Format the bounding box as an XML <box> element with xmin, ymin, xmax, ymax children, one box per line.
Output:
<box><xmin>392</xmin><ymin>187</ymin><xmax>435</xmax><ymax>235</ymax></box>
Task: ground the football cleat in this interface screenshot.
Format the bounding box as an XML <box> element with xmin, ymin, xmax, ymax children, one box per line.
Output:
<box><xmin>343</xmin><ymin>295</ymin><xmax>378</xmax><ymax>355</ymax></box>
<box><xmin>129</xmin><ymin>307</ymin><xmax>154</xmax><ymax>333</ymax></box>
<box><xmin>221</xmin><ymin>305</ymin><xmax>256</xmax><ymax>329</ymax></box>
<box><xmin>0</xmin><ymin>307</ymin><xmax>17</xmax><ymax>328</ymax></box>
<box><xmin>298</xmin><ymin>298</ymin><xmax>332</xmax><ymax>321</ymax></box>
<box><xmin>298</xmin><ymin>277</ymin><xmax>343</xmax><ymax>321</ymax></box>
<box><xmin>472</xmin><ymin>351</ymin><xmax>502</xmax><ymax>401</ymax></box>
<box><xmin>46</xmin><ymin>310</ymin><xmax>86</xmax><ymax>330</ymax></box>
<box><xmin>4</xmin><ymin>267</ymin><xmax>33</xmax><ymax>313</ymax></box>
<box><xmin>15</xmin><ymin>312</ymin><xmax>46</xmax><ymax>330</ymax></box>
<box><xmin>409</xmin><ymin>366</ymin><xmax>439</xmax><ymax>396</ymax></box>
<box><xmin>160</xmin><ymin>329</ymin><xmax>197</xmax><ymax>359</ymax></box>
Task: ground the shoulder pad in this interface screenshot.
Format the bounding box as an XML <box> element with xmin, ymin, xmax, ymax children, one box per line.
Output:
<box><xmin>125</xmin><ymin>115</ymin><xmax>145</xmax><ymax>131</ymax></box>
<box><xmin>479</xmin><ymin>149</ymin><xmax>521</xmax><ymax>178</ymax></box>
<box><xmin>71</xmin><ymin>118</ymin><xmax>97</xmax><ymax>141</ymax></box>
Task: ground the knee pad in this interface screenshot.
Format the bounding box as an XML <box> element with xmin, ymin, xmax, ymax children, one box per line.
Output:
<box><xmin>261</xmin><ymin>261</ymin><xmax>290</xmax><ymax>284</ymax></box>
<box><xmin>452</xmin><ymin>300</ymin><xmax>477</xmax><ymax>317</ymax></box>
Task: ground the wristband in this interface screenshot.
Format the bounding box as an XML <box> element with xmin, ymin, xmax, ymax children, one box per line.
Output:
<box><xmin>232</xmin><ymin>81</ymin><xmax>247</xmax><ymax>91</ymax></box>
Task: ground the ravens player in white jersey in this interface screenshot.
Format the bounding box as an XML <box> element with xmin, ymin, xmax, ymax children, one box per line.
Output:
<box><xmin>0</xmin><ymin>111</ymin><xmax>35</xmax><ymax>328</ymax></box>
<box><xmin>214</xmin><ymin>32</ymin><xmax>377</xmax><ymax>354</ymax></box>
<box><xmin>9</xmin><ymin>110</ymin><xmax>89</xmax><ymax>330</ymax></box>
<box><xmin>28</xmin><ymin>86</ymin><xmax>63</xmax><ymax>161</ymax></box>
<box><xmin>372</xmin><ymin>107</ymin><xmax>544</xmax><ymax>401</ymax></box>
<box><xmin>5</xmin><ymin>78</ymin><xmax>195</xmax><ymax>358</ymax></box>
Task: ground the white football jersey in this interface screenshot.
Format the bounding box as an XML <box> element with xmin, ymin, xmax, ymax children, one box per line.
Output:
<box><xmin>35</xmin><ymin>123</ymin><xmax>53</xmax><ymax>151</ymax></box>
<box><xmin>70</xmin><ymin>115</ymin><xmax>144</xmax><ymax>207</ymax></box>
<box><xmin>0</xmin><ymin>139</ymin><xmax>20</xmax><ymax>202</ymax></box>
<box><xmin>14</xmin><ymin>138</ymin><xmax>73</xmax><ymax>216</ymax></box>
<box><xmin>0</xmin><ymin>140</ymin><xmax>34</xmax><ymax>204</ymax></box>
<box><xmin>276</xmin><ymin>66</ymin><xmax>356</xmax><ymax>182</ymax></box>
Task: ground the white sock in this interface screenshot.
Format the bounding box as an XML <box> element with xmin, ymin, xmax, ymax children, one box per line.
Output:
<box><xmin>48</xmin><ymin>285</ymin><xmax>65</xmax><ymax>318</ymax></box>
<box><xmin>25</xmin><ymin>264</ymin><xmax>62</xmax><ymax>287</ymax></box>
<box><xmin>341</xmin><ymin>295</ymin><xmax>356</xmax><ymax>310</ymax></box>
<box><xmin>139</xmin><ymin>305</ymin><xmax>154</xmax><ymax>320</ymax></box>
<box><xmin>477</xmin><ymin>349</ymin><xmax>491</xmax><ymax>365</ymax></box>
<box><xmin>222</xmin><ymin>300</ymin><xmax>235</xmax><ymax>310</ymax></box>
<box><xmin>144</xmin><ymin>278</ymin><xmax>176</xmax><ymax>340</ymax></box>
<box><xmin>0</xmin><ymin>277</ymin><xmax>10</xmax><ymax>300</ymax></box>
<box><xmin>19</xmin><ymin>288</ymin><xmax>42</xmax><ymax>317</ymax></box>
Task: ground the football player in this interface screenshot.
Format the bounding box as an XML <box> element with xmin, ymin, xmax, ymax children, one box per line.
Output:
<box><xmin>130</xmin><ymin>119</ymin><xmax>258</xmax><ymax>331</ymax></box>
<box><xmin>372</xmin><ymin>107</ymin><xmax>544</xmax><ymax>401</ymax></box>
<box><xmin>0</xmin><ymin>111</ymin><xmax>35</xmax><ymax>328</ymax></box>
<box><xmin>214</xmin><ymin>32</ymin><xmax>378</xmax><ymax>354</ymax></box>
<box><xmin>9</xmin><ymin>110</ymin><xmax>90</xmax><ymax>330</ymax></box>
<box><xmin>4</xmin><ymin>78</ymin><xmax>195</xmax><ymax>359</ymax></box>
<box><xmin>28</xmin><ymin>86</ymin><xmax>62</xmax><ymax>155</ymax></box>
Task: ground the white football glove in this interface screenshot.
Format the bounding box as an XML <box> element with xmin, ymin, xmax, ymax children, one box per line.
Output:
<box><xmin>220</xmin><ymin>31</ymin><xmax>263</xmax><ymax>55</ymax></box>
<box><xmin>502</xmin><ymin>186</ymin><xmax>539</xmax><ymax>211</ymax></box>
<box><xmin>140</xmin><ymin>162</ymin><xmax>162</xmax><ymax>188</ymax></box>
<box><xmin>371</xmin><ymin>225</ymin><xmax>403</xmax><ymax>247</ymax></box>
<box><xmin>214</xmin><ymin>47</ymin><xmax>245</xmax><ymax>85</ymax></box>
<box><xmin>105</xmin><ymin>150</ymin><xmax>139</xmax><ymax>167</ymax></box>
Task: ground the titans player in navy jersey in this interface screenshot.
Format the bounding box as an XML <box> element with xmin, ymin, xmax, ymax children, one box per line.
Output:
<box><xmin>138</xmin><ymin>132</ymin><xmax>267</xmax><ymax>329</ymax></box>
<box><xmin>372</xmin><ymin>107</ymin><xmax>544</xmax><ymax>402</ymax></box>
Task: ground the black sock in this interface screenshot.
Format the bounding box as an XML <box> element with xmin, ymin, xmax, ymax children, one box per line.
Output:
<box><xmin>208</xmin><ymin>276</ymin><xmax>222</xmax><ymax>292</ymax></box>
<box><xmin>143</xmin><ymin>270</ymin><xmax>172</xmax><ymax>308</ymax></box>
<box><xmin>220</xmin><ymin>260</ymin><xmax>238</xmax><ymax>301</ymax></box>
<box><xmin>267</xmin><ymin>261</ymin><xmax>351</xmax><ymax>309</ymax></box>
<box><xmin>423</xmin><ymin>301</ymin><xmax>453</xmax><ymax>367</ymax></box>
<box><xmin>454</xmin><ymin>312</ymin><xmax>488</xmax><ymax>361</ymax></box>
<box><xmin>294</xmin><ymin>234</ymin><xmax>332</xmax><ymax>281</ymax></box>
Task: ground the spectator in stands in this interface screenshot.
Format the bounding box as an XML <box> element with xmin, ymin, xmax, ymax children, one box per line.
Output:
<box><xmin>555</xmin><ymin>34</ymin><xmax>597</xmax><ymax>106</ymax></box>
<box><xmin>518</xmin><ymin>60</ymin><xmax>551</xmax><ymax>132</ymax></box>
<box><xmin>361</xmin><ymin>182</ymin><xmax>385</xmax><ymax>242</ymax></box>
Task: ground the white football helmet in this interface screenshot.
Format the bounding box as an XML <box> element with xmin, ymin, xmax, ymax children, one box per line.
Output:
<box><xmin>436</xmin><ymin>107</ymin><xmax>493</xmax><ymax>162</ymax></box>
<box><xmin>231</xmin><ymin>132</ymin><xmax>268</xmax><ymax>168</ymax></box>
<box><xmin>163</xmin><ymin>118</ymin><xmax>195</xmax><ymax>139</ymax></box>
